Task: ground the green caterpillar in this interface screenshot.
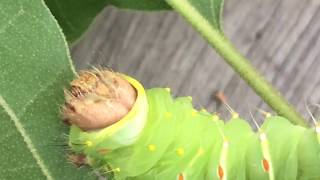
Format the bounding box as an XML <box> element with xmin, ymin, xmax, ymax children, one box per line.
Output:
<box><xmin>66</xmin><ymin>72</ymin><xmax>320</xmax><ymax>180</ymax></box>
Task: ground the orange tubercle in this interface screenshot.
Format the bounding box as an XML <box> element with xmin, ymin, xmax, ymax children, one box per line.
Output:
<box><xmin>178</xmin><ymin>173</ymin><xmax>184</xmax><ymax>180</ymax></box>
<box><xmin>218</xmin><ymin>165</ymin><xmax>224</xmax><ymax>180</ymax></box>
<box><xmin>262</xmin><ymin>158</ymin><xmax>270</xmax><ymax>172</ymax></box>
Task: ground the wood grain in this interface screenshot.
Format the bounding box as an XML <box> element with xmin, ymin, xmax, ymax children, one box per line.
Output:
<box><xmin>71</xmin><ymin>0</ymin><xmax>320</xmax><ymax>125</ymax></box>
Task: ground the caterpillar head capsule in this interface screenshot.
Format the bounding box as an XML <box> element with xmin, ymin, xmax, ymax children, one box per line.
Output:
<box><xmin>63</xmin><ymin>70</ymin><xmax>137</xmax><ymax>131</ymax></box>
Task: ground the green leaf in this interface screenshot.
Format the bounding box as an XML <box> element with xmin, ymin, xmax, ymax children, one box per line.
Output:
<box><xmin>166</xmin><ymin>0</ymin><xmax>223</xmax><ymax>32</ymax></box>
<box><xmin>108</xmin><ymin>0</ymin><xmax>171</xmax><ymax>10</ymax></box>
<box><xmin>0</xmin><ymin>0</ymin><xmax>95</xmax><ymax>179</ymax></box>
<box><xmin>44</xmin><ymin>0</ymin><xmax>108</xmax><ymax>43</ymax></box>
<box><xmin>44</xmin><ymin>0</ymin><xmax>171</xmax><ymax>43</ymax></box>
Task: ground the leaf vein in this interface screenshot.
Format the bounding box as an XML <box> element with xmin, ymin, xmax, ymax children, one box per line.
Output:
<box><xmin>0</xmin><ymin>6</ymin><xmax>25</xmax><ymax>35</ymax></box>
<box><xmin>0</xmin><ymin>96</ymin><xmax>54</xmax><ymax>180</ymax></box>
<box><xmin>17</xmin><ymin>69</ymin><xmax>66</xmax><ymax>117</ymax></box>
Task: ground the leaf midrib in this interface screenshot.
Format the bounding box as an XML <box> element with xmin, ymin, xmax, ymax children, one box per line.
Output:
<box><xmin>0</xmin><ymin>96</ymin><xmax>54</xmax><ymax>180</ymax></box>
<box><xmin>0</xmin><ymin>65</ymin><xmax>70</xmax><ymax>178</ymax></box>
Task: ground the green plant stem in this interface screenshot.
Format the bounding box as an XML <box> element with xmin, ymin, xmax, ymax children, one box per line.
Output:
<box><xmin>166</xmin><ymin>0</ymin><xmax>308</xmax><ymax>127</ymax></box>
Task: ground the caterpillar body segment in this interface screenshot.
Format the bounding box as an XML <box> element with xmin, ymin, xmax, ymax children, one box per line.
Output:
<box><xmin>67</xmin><ymin>74</ymin><xmax>320</xmax><ymax>180</ymax></box>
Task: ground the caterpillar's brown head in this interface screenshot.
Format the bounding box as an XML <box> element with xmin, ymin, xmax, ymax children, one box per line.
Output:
<box><xmin>63</xmin><ymin>70</ymin><xmax>137</xmax><ymax>131</ymax></box>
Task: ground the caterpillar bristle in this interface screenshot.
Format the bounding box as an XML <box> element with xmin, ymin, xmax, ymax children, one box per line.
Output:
<box><xmin>61</xmin><ymin>133</ymin><xmax>69</xmax><ymax>139</ymax></box>
<box><xmin>305</xmin><ymin>102</ymin><xmax>319</xmax><ymax>126</ymax></box>
<box><xmin>102</xmin><ymin>167</ymin><xmax>121</xmax><ymax>175</ymax></box>
<box><xmin>247</xmin><ymin>102</ymin><xmax>271</xmax><ymax>119</ymax></box>
<box><xmin>215</xmin><ymin>91</ymin><xmax>239</xmax><ymax>119</ymax></box>
<box><xmin>70</xmin><ymin>142</ymin><xmax>87</xmax><ymax>146</ymax></box>
<box><xmin>46</xmin><ymin>143</ymin><xmax>69</xmax><ymax>147</ymax></box>
<box><xmin>248</xmin><ymin>106</ymin><xmax>261</xmax><ymax>132</ymax></box>
<box><xmin>305</xmin><ymin>102</ymin><xmax>320</xmax><ymax>144</ymax></box>
<box><xmin>46</xmin><ymin>137</ymin><xmax>70</xmax><ymax>148</ymax></box>
<box><xmin>215</xmin><ymin>91</ymin><xmax>230</xmax><ymax>111</ymax></box>
<box><xmin>247</xmin><ymin>102</ymin><xmax>274</xmax><ymax>179</ymax></box>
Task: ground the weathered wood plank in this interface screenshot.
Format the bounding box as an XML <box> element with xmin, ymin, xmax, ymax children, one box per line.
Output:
<box><xmin>71</xmin><ymin>0</ymin><xmax>320</xmax><ymax>124</ymax></box>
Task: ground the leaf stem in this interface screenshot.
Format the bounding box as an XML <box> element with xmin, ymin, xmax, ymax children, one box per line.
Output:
<box><xmin>166</xmin><ymin>0</ymin><xmax>308</xmax><ymax>127</ymax></box>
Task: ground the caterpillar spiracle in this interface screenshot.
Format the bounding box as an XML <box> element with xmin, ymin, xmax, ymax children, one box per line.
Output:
<box><xmin>63</xmin><ymin>69</ymin><xmax>320</xmax><ymax>180</ymax></box>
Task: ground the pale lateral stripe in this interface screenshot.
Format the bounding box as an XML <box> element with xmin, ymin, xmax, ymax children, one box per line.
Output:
<box><xmin>0</xmin><ymin>96</ymin><xmax>53</xmax><ymax>180</ymax></box>
<box><xmin>260</xmin><ymin>132</ymin><xmax>274</xmax><ymax>180</ymax></box>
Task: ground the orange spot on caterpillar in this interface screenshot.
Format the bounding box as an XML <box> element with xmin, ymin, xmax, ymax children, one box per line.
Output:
<box><xmin>262</xmin><ymin>158</ymin><xmax>269</xmax><ymax>172</ymax></box>
<box><xmin>68</xmin><ymin>154</ymin><xmax>87</xmax><ymax>167</ymax></box>
<box><xmin>177</xmin><ymin>173</ymin><xmax>184</xmax><ymax>180</ymax></box>
<box><xmin>98</xmin><ymin>148</ymin><xmax>110</xmax><ymax>155</ymax></box>
<box><xmin>218</xmin><ymin>165</ymin><xmax>224</xmax><ymax>180</ymax></box>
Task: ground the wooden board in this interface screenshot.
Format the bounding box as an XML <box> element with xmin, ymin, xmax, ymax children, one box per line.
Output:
<box><xmin>71</xmin><ymin>0</ymin><xmax>320</xmax><ymax>125</ymax></box>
